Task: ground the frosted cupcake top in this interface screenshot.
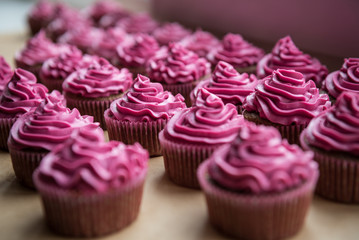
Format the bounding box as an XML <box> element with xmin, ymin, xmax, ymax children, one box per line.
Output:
<box><xmin>35</xmin><ymin>125</ymin><xmax>149</xmax><ymax>193</ymax></box>
<box><xmin>0</xmin><ymin>69</ymin><xmax>48</xmax><ymax>118</ymax></box>
<box><xmin>28</xmin><ymin>0</ymin><xmax>54</xmax><ymax>22</ymax></box>
<box><xmin>323</xmin><ymin>58</ymin><xmax>359</xmax><ymax>99</ymax></box>
<box><xmin>162</xmin><ymin>88</ymin><xmax>243</xmax><ymax>145</ymax></box>
<box><xmin>9</xmin><ymin>91</ymin><xmax>97</xmax><ymax>151</ymax></box>
<box><xmin>82</xmin><ymin>0</ymin><xmax>129</xmax><ymax>24</ymax></box>
<box><xmin>147</xmin><ymin>43</ymin><xmax>211</xmax><ymax>84</ymax></box>
<box><xmin>192</xmin><ymin>61</ymin><xmax>258</xmax><ymax>105</ymax></box>
<box><xmin>301</xmin><ymin>92</ymin><xmax>359</xmax><ymax>155</ymax></box>
<box><xmin>62</xmin><ymin>59</ymin><xmax>133</xmax><ymax>98</ymax></box>
<box><xmin>207</xmin><ymin>123</ymin><xmax>317</xmax><ymax>194</ymax></box>
<box><xmin>208</xmin><ymin>33</ymin><xmax>265</xmax><ymax>69</ymax></box>
<box><xmin>0</xmin><ymin>56</ymin><xmax>13</xmax><ymax>94</ymax></box>
<box><xmin>152</xmin><ymin>22</ymin><xmax>191</xmax><ymax>46</ymax></box>
<box><xmin>107</xmin><ymin>74</ymin><xmax>186</xmax><ymax>122</ymax></box>
<box><xmin>257</xmin><ymin>36</ymin><xmax>328</xmax><ymax>87</ymax></box>
<box><xmin>117</xmin><ymin>13</ymin><xmax>158</xmax><ymax>34</ymax></box>
<box><xmin>244</xmin><ymin>69</ymin><xmax>331</xmax><ymax>125</ymax></box>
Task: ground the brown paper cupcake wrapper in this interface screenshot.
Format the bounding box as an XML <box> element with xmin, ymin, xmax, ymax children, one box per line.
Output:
<box><xmin>197</xmin><ymin>160</ymin><xmax>318</xmax><ymax>240</ymax></box>
<box><xmin>159</xmin><ymin>131</ymin><xmax>220</xmax><ymax>189</ymax></box>
<box><xmin>162</xmin><ymin>82</ymin><xmax>196</xmax><ymax>107</ymax></box>
<box><xmin>105</xmin><ymin>112</ymin><xmax>166</xmax><ymax>156</ymax></box>
<box><xmin>33</xmin><ymin>170</ymin><xmax>146</xmax><ymax>237</ymax></box>
<box><xmin>0</xmin><ymin>117</ymin><xmax>17</xmax><ymax>151</ymax></box>
<box><xmin>40</xmin><ymin>77</ymin><xmax>64</xmax><ymax>92</ymax></box>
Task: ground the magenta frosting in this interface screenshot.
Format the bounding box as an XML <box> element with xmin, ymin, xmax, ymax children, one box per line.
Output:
<box><xmin>9</xmin><ymin>90</ymin><xmax>97</xmax><ymax>151</ymax></box>
<box><xmin>63</xmin><ymin>60</ymin><xmax>133</xmax><ymax>98</ymax></box>
<box><xmin>162</xmin><ymin>88</ymin><xmax>243</xmax><ymax>145</ymax></box>
<box><xmin>0</xmin><ymin>56</ymin><xmax>13</xmax><ymax>94</ymax></box>
<box><xmin>244</xmin><ymin>69</ymin><xmax>331</xmax><ymax>125</ymax></box>
<box><xmin>147</xmin><ymin>43</ymin><xmax>211</xmax><ymax>84</ymax></box>
<box><xmin>117</xmin><ymin>13</ymin><xmax>158</xmax><ymax>34</ymax></box>
<box><xmin>208</xmin><ymin>33</ymin><xmax>265</xmax><ymax>69</ymax></box>
<box><xmin>0</xmin><ymin>69</ymin><xmax>48</xmax><ymax>118</ymax></box>
<box><xmin>27</xmin><ymin>0</ymin><xmax>55</xmax><ymax>29</ymax></box>
<box><xmin>107</xmin><ymin>74</ymin><xmax>186</xmax><ymax>122</ymax></box>
<box><xmin>192</xmin><ymin>61</ymin><xmax>258</xmax><ymax>105</ymax></box>
<box><xmin>58</xmin><ymin>27</ymin><xmax>103</xmax><ymax>53</ymax></box>
<box><xmin>35</xmin><ymin>125</ymin><xmax>149</xmax><ymax>193</ymax></box>
<box><xmin>207</xmin><ymin>123</ymin><xmax>317</xmax><ymax>194</ymax></box>
<box><xmin>257</xmin><ymin>36</ymin><xmax>328</xmax><ymax>87</ymax></box>
<box><xmin>82</xmin><ymin>0</ymin><xmax>129</xmax><ymax>24</ymax></box>
<box><xmin>301</xmin><ymin>92</ymin><xmax>359</xmax><ymax>155</ymax></box>
<box><xmin>323</xmin><ymin>58</ymin><xmax>359</xmax><ymax>99</ymax></box>
<box><xmin>152</xmin><ymin>22</ymin><xmax>191</xmax><ymax>46</ymax></box>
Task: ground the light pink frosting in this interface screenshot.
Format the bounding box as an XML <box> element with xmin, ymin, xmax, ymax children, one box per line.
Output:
<box><xmin>117</xmin><ymin>13</ymin><xmax>158</xmax><ymax>34</ymax></box>
<box><xmin>244</xmin><ymin>69</ymin><xmax>331</xmax><ymax>125</ymax></box>
<box><xmin>257</xmin><ymin>36</ymin><xmax>328</xmax><ymax>87</ymax></box>
<box><xmin>28</xmin><ymin>0</ymin><xmax>54</xmax><ymax>24</ymax></box>
<box><xmin>301</xmin><ymin>92</ymin><xmax>359</xmax><ymax>155</ymax></box>
<box><xmin>0</xmin><ymin>69</ymin><xmax>48</xmax><ymax>118</ymax></box>
<box><xmin>0</xmin><ymin>56</ymin><xmax>13</xmax><ymax>94</ymax></box>
<box><xmin>192</xmin><ymin>61</ymin><xmax>258</xmax><ymax>105</ymax></box>
<box><xmin>63</xmin><ymin>60</ymin><xmax>133</xmax><ymax>98</ymax></box>
<box><xmin>35</xmin><ymin>125</ymin><xmax>149</xmax><ymax>192</ymax></box>
<box><xmin>162</xmin><ymin>88</ymin><xmax>243</xmax><ymax>145</ymax></box>
<box><xmin>208</xmin><ymin>33</ymin><xmax>265</xmax><ymax>69</ymax></box>
<box><xmin>152</xmin><ymin>22</ymin><xmax>191</xmax><ymax>46</ymax></box>
<box><xmin>9</xmin><ymin>91</ymin><xmax>97</xmax><ymax>151</ymax></box>
<box><xmin>58</xmin><ymin>27</ymin><xmax>103</xmax><ymax>53</ymax></box>
<box><xmin>82</xmin><ymin>0</ymin><xmax>129</xmax><ymax>24</ymax></box>
<box><xmin>147</xmin><ymin>43</ymin><xmax>211</xmax><ymax>84</ymax></box>
<box><xmin>323</xmin><ymin>58</ymin><xmax>359</xmax><ymax>99</ymax></box>
<box><xmin>107</xmin><ymin>74</ymin><xmax>186</xmax><ymax>122</ymax></box>
<box><xmin>207</xmin><ymin>123</ymin><xmax>317</xmax><ymax>194</ymax></box>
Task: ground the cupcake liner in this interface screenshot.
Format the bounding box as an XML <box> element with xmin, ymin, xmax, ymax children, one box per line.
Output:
<box><xmin>0</xmin><ymin>117</ymin><xmax>17</xmax><ymax>151</ymax></box>
<box><xmin>8</xmin><ymin>145</ymin><xmax>48</xmax><ymax>188</ymax></box>
<box><xmin>197</xmin><ymin>160</ymin><xmax>318</xmax><ymax>240</ymax></box>
<box><xmin>105</xmin><ymin>112</ymin><xmax>166</xmax><ymax>157</ymax></box>
<box><xmin>33</xmin><ymin>169</ymin><xmax>146</xmax><ymax>237</ymax></box>
<box><xmin>65</xmin><ymin>92</ymin><xmax>123</xmax><ymax>129</ymax></box>
<box><xmin>159</xmin><ymin>131</ymin><xmax>220</xmax><ymax>189</ymax></box>
<box><xmin>162</xmin><ymin>81</ymin><xmax>196</xmax><ymax>107</ymax></box>
<box><xmin>40</xmin><ymin>77</ymin><xmax>64</xmax><ymax>92</ymax></box>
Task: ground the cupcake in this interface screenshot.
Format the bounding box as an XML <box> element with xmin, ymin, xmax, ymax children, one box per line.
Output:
<box><xmin>116</xmin><ymin>33</ymin><xmax>160</xmax><ymax>76</ymax></box>
<box><xmin>27</xmin><ymin>0</ymin><xmax>55</xmax><ymax>35</ymax></box>
<box><xmin>0</xmin><ymin>56</ymin><xmax>13</xmax><ymax>95</ymax></box>
<box><xmin>0</xmin><ymin>69</ymin><xmax>48</xmax><ymax>150</ymax></box>
<box><xmin>197</xmin><ymin>123</ymin><xmax>318</xmax><ymax>240</ymax></box>
<box><xmin>33</xmin><ymin>125</ymin><xmax>149</xmax><ymax>237</ymax></box>
<box><xmin>191</xmin><ymin>61</ymin><xmax>258</xmax><ymax>113</ymax></box>
<box><xmin>152</xmin><ymin>22</ymin><xmax>192</xmax><ymax>46</ymax></box>
<box><xmin>243</xmin><ymin>68</ymin><xmax>331</xmax><ymax>145</ymax></box>
<box><xmin>323</xmin><ymin>58</ymin><xmax>359</xmax><ymax>103</ymax></box>
<box><xmin>8</xmin><ymin>91</ymin><xmax>97</xmax><ymax>188</ymax></box>
<box><xmin>207</xmin><ymin>33</ymin><xmax>265</xmax><ymax>73</ymax></box>
<box><xmin>147</xmin><ymin>43</ymin><xmax>211</xmax><ymax>106</ymax></box>
<box><xmin>257</xmin><ymin>36</ymin><xmax>328</xmax><ymax>88</ymax></box>
<box><xmin>63</xmin><ymin>59</ymin><xmax>133</xmax><ymax>128</ymax></box>
<box><xmin>159</xmin><ymin>88</ymin><xmax>244</xmax><ymax>188</ymax></box>
<box><xmin>104</xmin><ymin>74</ymin><xmax>186</xmax><ymax>156</ymax></box>
<box><xmin>116</xmin><ymin>13</ymin><xmax>158</xmax><ymax>34</ymax></box>
<box><xmin>300</xmin><ymin>92</ymin><xmax>359</xmax><ymax>203</ymax></box>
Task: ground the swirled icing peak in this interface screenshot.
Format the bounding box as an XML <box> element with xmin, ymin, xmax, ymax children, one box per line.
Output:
<box><xmin>301</xmin><ymin>91</ymin><xmax>359</xmax><ymax>155</ymax></box>
<box><xmin>162</xmin><ymin>88</ymin><xmax>243</xmax><ymax>145</ymax></box>
<box><xmin>323</xmin><ymin>58</ymin><xmax>359</xmax><ymax>99</ymax></box>
<box><xmin>0</xmin><ymin>56</ymin><xmax>13</xmax><ymax>94</ymax></box>
<box><xmin>63</xmin><ymin>60</ymin><xmax>133</xmax><ymax>98</ymax></box>
<box><xmin>207</xmin><ymin>123</ymin><xmax>317</xmax><ymax>194</ymax></box>
<box><xmin>35</xmin><ymin>125</ymin><xmax>149</xmax><ymax>192</ymax></box>
<box><xmin>147</xmin><ymin>43</ymin><xmax>211</xmax><ymax>84</ymax></box>
<box><xmin>0</xmin><ymin>68</ymin><xmax>48</xmax><ymax>117</ymax></box>
<box><xmin>108</xmin><ymin>74</ymin><xmax>186</xmax><ymax>122</ymax></box>
<box><xmin>257</xmin><ymin>36</ymin><xmax>328</xmax><ymax>87</ymax></box>
<box><xmin>152</xmin><ymin>22</ymin><xmax>191</xmax><ymax>45</ymax></box>
<box><xmin>117</xmin><ymin>13</ymin><xmax>158</xmax><ymax>34</ymax></box>
<box><xmin>244</xmin><ymin>69</ymin><xmax>331</xmax><ymax>125</ymax></box>
<box><xmin>9</xmin><ymin>90</ymin><xmax>97</xmax><ymax>151</ymax></box>
<box><xmin>28</xmin><ymin>0</ymin><xmax>54</xmax><ymax>23</ymax></box>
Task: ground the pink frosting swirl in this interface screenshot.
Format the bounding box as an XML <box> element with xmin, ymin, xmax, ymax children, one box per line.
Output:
<box><xmin>208</xmin><ymin>33</ymin><xmax>265</xmax><ymax>69</ymax></box>
<box><xmin>323</xmin><ymin>58</ymin><xmax>359</xmax><ymax>99</ymax></box>
<box><xmin>35</xmin><ymin>125</ymin><xmax>149</xmax><ymax>192</ymax></box>
<box><xmin>58</xmin><ymin>27</ymin><xmax>103</xmax><ymax>53</ymax></box>
<box><xmin>82</xmin><ymin>0</ymin><xmax>129</xmax><ymax>24</ymax></box>
<box><xmin>152</xmin><ymin>22</ymin><xmax>191</xmax><ymax>45</ymax></box>
<box><xmin>63</xmin><ymin>60</ymin><xmax>133</xmax><ymax>98</ymax></box>
<box><xmin>162</xmin><ymin>88</ymin><xmax>243</xmax><ymax>144</ymax></box>
<box><xmin>0</xmin><ymin>69</ymin><xmax>48</xmax><ymax>117</ymax></box>
<box><xmin>257</xmin><ymin>36</ymin><xmax>328</xmax><ymax>87</ymax></box>
<box><xmin>244</xmin><ymin>69</ymin><xmax>331</xmax><ymax>125</ymax></box>
<box><xmin>147</xmin><ymin>43</ymin><xmax>211</xmax><ymax>84</ymax></box>
<box><xmin>0</xmin><ymin>56</ymin><xmax>13</xmax><ymax>94</ymax></box>
<box><xmin>301</xmin><ymin>92</ymin><xmax>359</xmax><ymax>155</ymax></box>
<box><xmin>116</xmin><ymin>33</ymin><xmax>159</xmax><ymax>68</ymax></box>
<box><xmin>192</xmin><ymin>61</ymin><xmax>258</xmax><ymax>105</ymax></box>
<box><xmin>108</xmin><ymin>74</ymin><xmax>186</xmax><ymax>122</ymax></box>
<box><xmin>207</xmin><ymin>123</ymin><xmax>317</xmax><ymax>194</ymax></box>
<box><xmin>117</xmin><ymin>13</ymin><xmax>158</xmax><ymax>34</ymax></box>
<box><xmin>179</xmin><ymin>29</ymin><xmax>220</xmax><ymax>58</ymax></box>
<box><xmin>27</xmin><ymin>0</ymin><xmax>55</xmax><ymax>29</ymax></box>
<box><xmin>9</xmin><ymin>91</ymin><xmax>97</xmax><ymax>151</ymax></box>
